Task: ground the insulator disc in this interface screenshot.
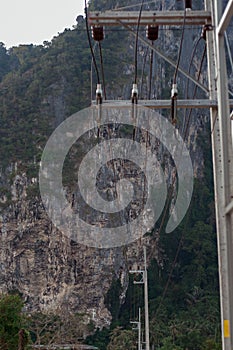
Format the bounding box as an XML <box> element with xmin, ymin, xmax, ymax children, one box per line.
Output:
<box><xmin>92</xmin><ymin>26</ymin><xmax>104</xmax><ymax>41</ymax></box>
<box><xmin>185</xmin><ymin>0</ymin><xmax>192</xmax><ymax>9</ymax></box>
<box><xmin>146</xmin><ymin>25</ymin><xmax>159</xmax><ymax>41</ymax></box>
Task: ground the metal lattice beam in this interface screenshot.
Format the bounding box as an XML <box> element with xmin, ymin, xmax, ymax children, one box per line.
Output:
<box><xmin>91</xmin><ymin>99</ymin><xmax>233</xmax><ymax>109</ymax></box>
<box><xmin>217</xmin><ymin>0</ymin><xmax>233</xmax><ymax>34</ymax></box>
<box><xmin>88</xmin><ymin>10</ymin><xmax>212</xmax><ymax>26</ymax></box>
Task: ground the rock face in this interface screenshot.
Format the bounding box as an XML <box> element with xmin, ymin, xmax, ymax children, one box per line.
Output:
<box><xmin>0</xmin><ymin>170</ymin><xmax>160</xmax><ymax>327</ymax></box>
<box><xmin>0</xmin><ymin>115</ymin><xmax>203</xmax><ymax>329</ymax></box>
<box><xmin>0</xmin><ymin>116</ymin><xmax>167</xmax><ymax>327</ymax></box>
<box><xmin>0</xmin><ymin>0</ymin><xmax>211</xmax><ymax>331</ymax></box>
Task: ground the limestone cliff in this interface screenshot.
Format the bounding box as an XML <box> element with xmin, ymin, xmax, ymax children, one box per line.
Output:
<box><xmin>0</xmin><ymin>0</ymin><xmax>211</xmax><ymax>333</ymax></box>
<box><xmin>0</xmin><ymin>169</ymin><xmax>160</xmax><ymax>327</ymax></box>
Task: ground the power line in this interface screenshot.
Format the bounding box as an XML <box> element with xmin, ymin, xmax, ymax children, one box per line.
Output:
<box><xmin>171</xmin><ymin>7</ymin><xmax>187</xmax><ymax>124</ymax></box>
<box><xmin>85</xmin><ymin>0</ymin><xmax>100</xmax><ymax>84</ymax></box>
<box><xmin>112</xmin><ymin>1</ymin><xmax>157</xmax><ymax>11</ymax></box>
<box><xmin>154</xmin><ymin>43</ymin><xmax>207</xmax><ymax>317</ymax></box>
<box><xmin>98</xmin><ymin>41</ymin><xmax>107</xmax><ymax>100</ymax></box>
<box><xmin>134</xmin><ymin>0</ymin><xmax>145</xmax><ymax>84</ymax></box>
<box><xmin>183</xmin><ymin>44</ymin><xmax>207</xmax><ymax>140</ymax></box>
<box><xmin>173</xmin><ymin>8</ymin><xmax>187</xmax><ymax>84</ymax></box>
<box><xmin>183</xmin><ymin>32</ymin><xmax>205</xmax><ymax>134</ymax></box>
<box><xmin>185</xmin><ymin>36</ymin><xmax>203</xmax><ymax>98</ymax></box>
<box><xmin>148</xmin><ymin>42</ymin><xmax>154</xmax><ymax>100</ymax></box>
<box><xmin>139</xmin><ymin>46</ymin><xmax>149</xmax><ymax>98</ymax></box>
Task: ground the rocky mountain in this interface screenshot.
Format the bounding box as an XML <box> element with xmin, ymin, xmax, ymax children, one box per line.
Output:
<box><xmin>0</xmin><ymin>0</ymin><xmax>227</xmax><ymax>348</ymax></box>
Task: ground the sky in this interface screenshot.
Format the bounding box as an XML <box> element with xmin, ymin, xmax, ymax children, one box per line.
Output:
<box><xmin>0</xmin><ymin>0</ymin><xmax>85</xmax><ymax>48</ymax></box>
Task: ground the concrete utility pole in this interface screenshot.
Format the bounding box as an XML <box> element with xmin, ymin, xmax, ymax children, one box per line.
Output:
<box><xmin>138</xmin><ymin>308</ymin><xmax>141</xmax><ymax>350</ymax></box>
<box><xmin>89</xmin><ymin>2</ymin><xmax>233</xmax><ymax>349</ymax></box>
<box><xmin>131</xmin><ymin>308</ymin><xmax>142</xmax><ymax>350</ymax></box>
<box><xmin>130</xmin><ymin>246</ymin><xmax>150</xmax><ymax>350</ymax></box>
<box><xmin>144</xmin><ymin>246</ymin><xmax>150</xmax><ymax>350</ymax></box>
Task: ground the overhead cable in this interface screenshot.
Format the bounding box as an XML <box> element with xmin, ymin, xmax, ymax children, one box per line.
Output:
<box><xmin>171</xmin><ymin>6</ymin><xmax>187</xmax><ymax>124</ymax></box>
<box><xmin>173</xmin><ymin>8</ymin><xmax>187</xmax><ymax>85</ymax></box>
<box><xmin>134</xmin><ymin>0</ymin><xmax>145</xmax><ymax>85</ymax></box>
<box><xmin>154</xmin><ymin>44</ymin><xmax>207</xmax><ymax>317</ymax></box>
<box><xmin>113</xmin><ymin>1</ymin><xmax>156</xmax><ymax>11</ymax></box>
<box><xmin>85</xmin><ymin>0</ymin><xmax>100</xmax><ymax>84</ymax></box>
<box><xmin>98</xmin><ymin>41</ymin><xmax>107</xmax><ymax>100</ymax></box>
<box><xmin>183</xmin><ymin>44</ymin><xmax>207</xmax><ymax>139</ymax></box>
<box><xmin>148</xmin><ymin>43</ymin><xmax>154</xmax><ymax>100</ymax></box>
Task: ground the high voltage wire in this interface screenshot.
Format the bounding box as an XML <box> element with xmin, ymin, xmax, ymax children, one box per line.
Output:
<box><xmin>148</xmin><ymin>42</ymin><xmax>154</xmax><ymax>100</ymax></box>
<box><xmin>170</xmin><ymin>7</ymin><xmax>188</xmax><ymax>125</ymax></box>
<box><xmin>185</xmin><ymin>35</ymin><xmax>204</xmax><ymax>99</ymax></box>
<box><xmin>154</xmin><ymin>41</ymin><xmax>207</xmax><ymax>318</ymax></box>
<box><xmin>84</xmin><ymin>0</ymin><xmax>213</xmax><ymax>328</ymax></box>
<box><xmin>85</xmin><ymin>0</ymin><xmax>100</xmax><ymax>84</ymax></box>
<box><xmin>139</xmin><ymin>46</ymin><xmax>149</xmax><ymax>97</ymax></box>
<box><xmin>183</xmin><ymin>45</ymin><xmax>207</xmax><ymax>141</ymax></box>
<box><xmin>112</xmin><ymin>0</ymin><xmax>157</xmax><ymax>11</ymax></box>
<box><xmin>183</xmin><ymin>31</ymin><xmax>206</xmax><ymax>134</ymax></box>
<box><xmin>98</xmin><ymin>41</ymin><xmax>107</xmax><ymax>100</ymax></box>
<box><xmin>134</xmin><ymin>0</ymin><xmax>145</xmax><ymax>84</ymax></box>
<box><xmin>173</xmin><ymin>8</ymin><xmax>187</xmax><ymax>84</ymax></box>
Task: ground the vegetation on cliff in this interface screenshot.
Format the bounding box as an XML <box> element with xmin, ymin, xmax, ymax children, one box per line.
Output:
<box><xmin>0</xmin><ymin>0</ymin><xmax>222</xmax><ymax>349</ymax></box>
<box><xmin>0</xmin><ymin>293</ymin><xmax>29</xmax><ymax>350</ymax></box>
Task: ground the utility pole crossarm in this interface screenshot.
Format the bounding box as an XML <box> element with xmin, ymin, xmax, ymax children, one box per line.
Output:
<box><xmin>129</xmin><ymin>269</ymin><xmax>145</xmax><ymax>284</ymax></box>
<box><xmin>88</xmin><ymin>10</ymin><xmax>212</xmax><ymax>26</ymax></box>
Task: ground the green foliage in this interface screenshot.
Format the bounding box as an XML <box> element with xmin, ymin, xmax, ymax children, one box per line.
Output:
<box><xmin>159</xmin><ymin>337</ymin><xmax>183</xmax><ymax>350</ymax></box>
<box><xmin>88</xmin><ymin>115</ymin><xmax>221</xmax><ymax>350</ymax></box>
<box><xmin>107</xmin><ymin>327</ymin><xmax>136</xmax><ymax>350</ymax></box>
<box><xmin>86</xmin><ymin>327</ymin><xmax>111</xmax><ymax>350</ymax></box>
<box><xmin>0</xmin><ymin>293</ymin><xmax>27</xmax><ymax>350</ymax></box>
<box><xmin>201</xmin><ymin>338</ymin><xmax>222</xmax><ymax>350</ymax></box>
<box><xmin>0</xmin><ymin>1</ymin><xmax>221</xmax><ymax>349</ymax></box>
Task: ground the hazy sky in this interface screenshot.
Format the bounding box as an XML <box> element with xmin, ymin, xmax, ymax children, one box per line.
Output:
<box><xmin>0</xmin><ymin>0</ymin><xmax>85</xmax><ymax>48</ymax></box>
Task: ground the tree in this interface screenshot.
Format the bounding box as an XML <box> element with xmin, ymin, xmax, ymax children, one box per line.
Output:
<box><xmin>107</xmin><ymin>327</ymin><xmax>137</xmax><ymax>350</ymax></box>
<box><xmin>0</xmin><ymin>294</ymin><xmax>26</xmax><ymax>350</ymax></box>
<box><xmin>159</xmin><ymin>336</ymin><xmax>183</xmax><ymax>350</ymax></box>
<box><xmin>201</xmin><ymin>338</ymin><xmax>221</xmax><ymax>350</ymax></box>
<box><xmin>28</xmin><ymin>310</ymin><xmax>87</xmax><ymax>346</ymax></box>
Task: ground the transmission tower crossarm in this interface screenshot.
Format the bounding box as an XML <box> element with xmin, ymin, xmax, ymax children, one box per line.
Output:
<box><xmin>91</xmin><ymin>99</ymin><xmax>224</xmax><ymax>109</ymax></box>
<box><xmin>88</xmin><ymin>10</ymin><xmax>211</xmax><ymax>26</ymax></box>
